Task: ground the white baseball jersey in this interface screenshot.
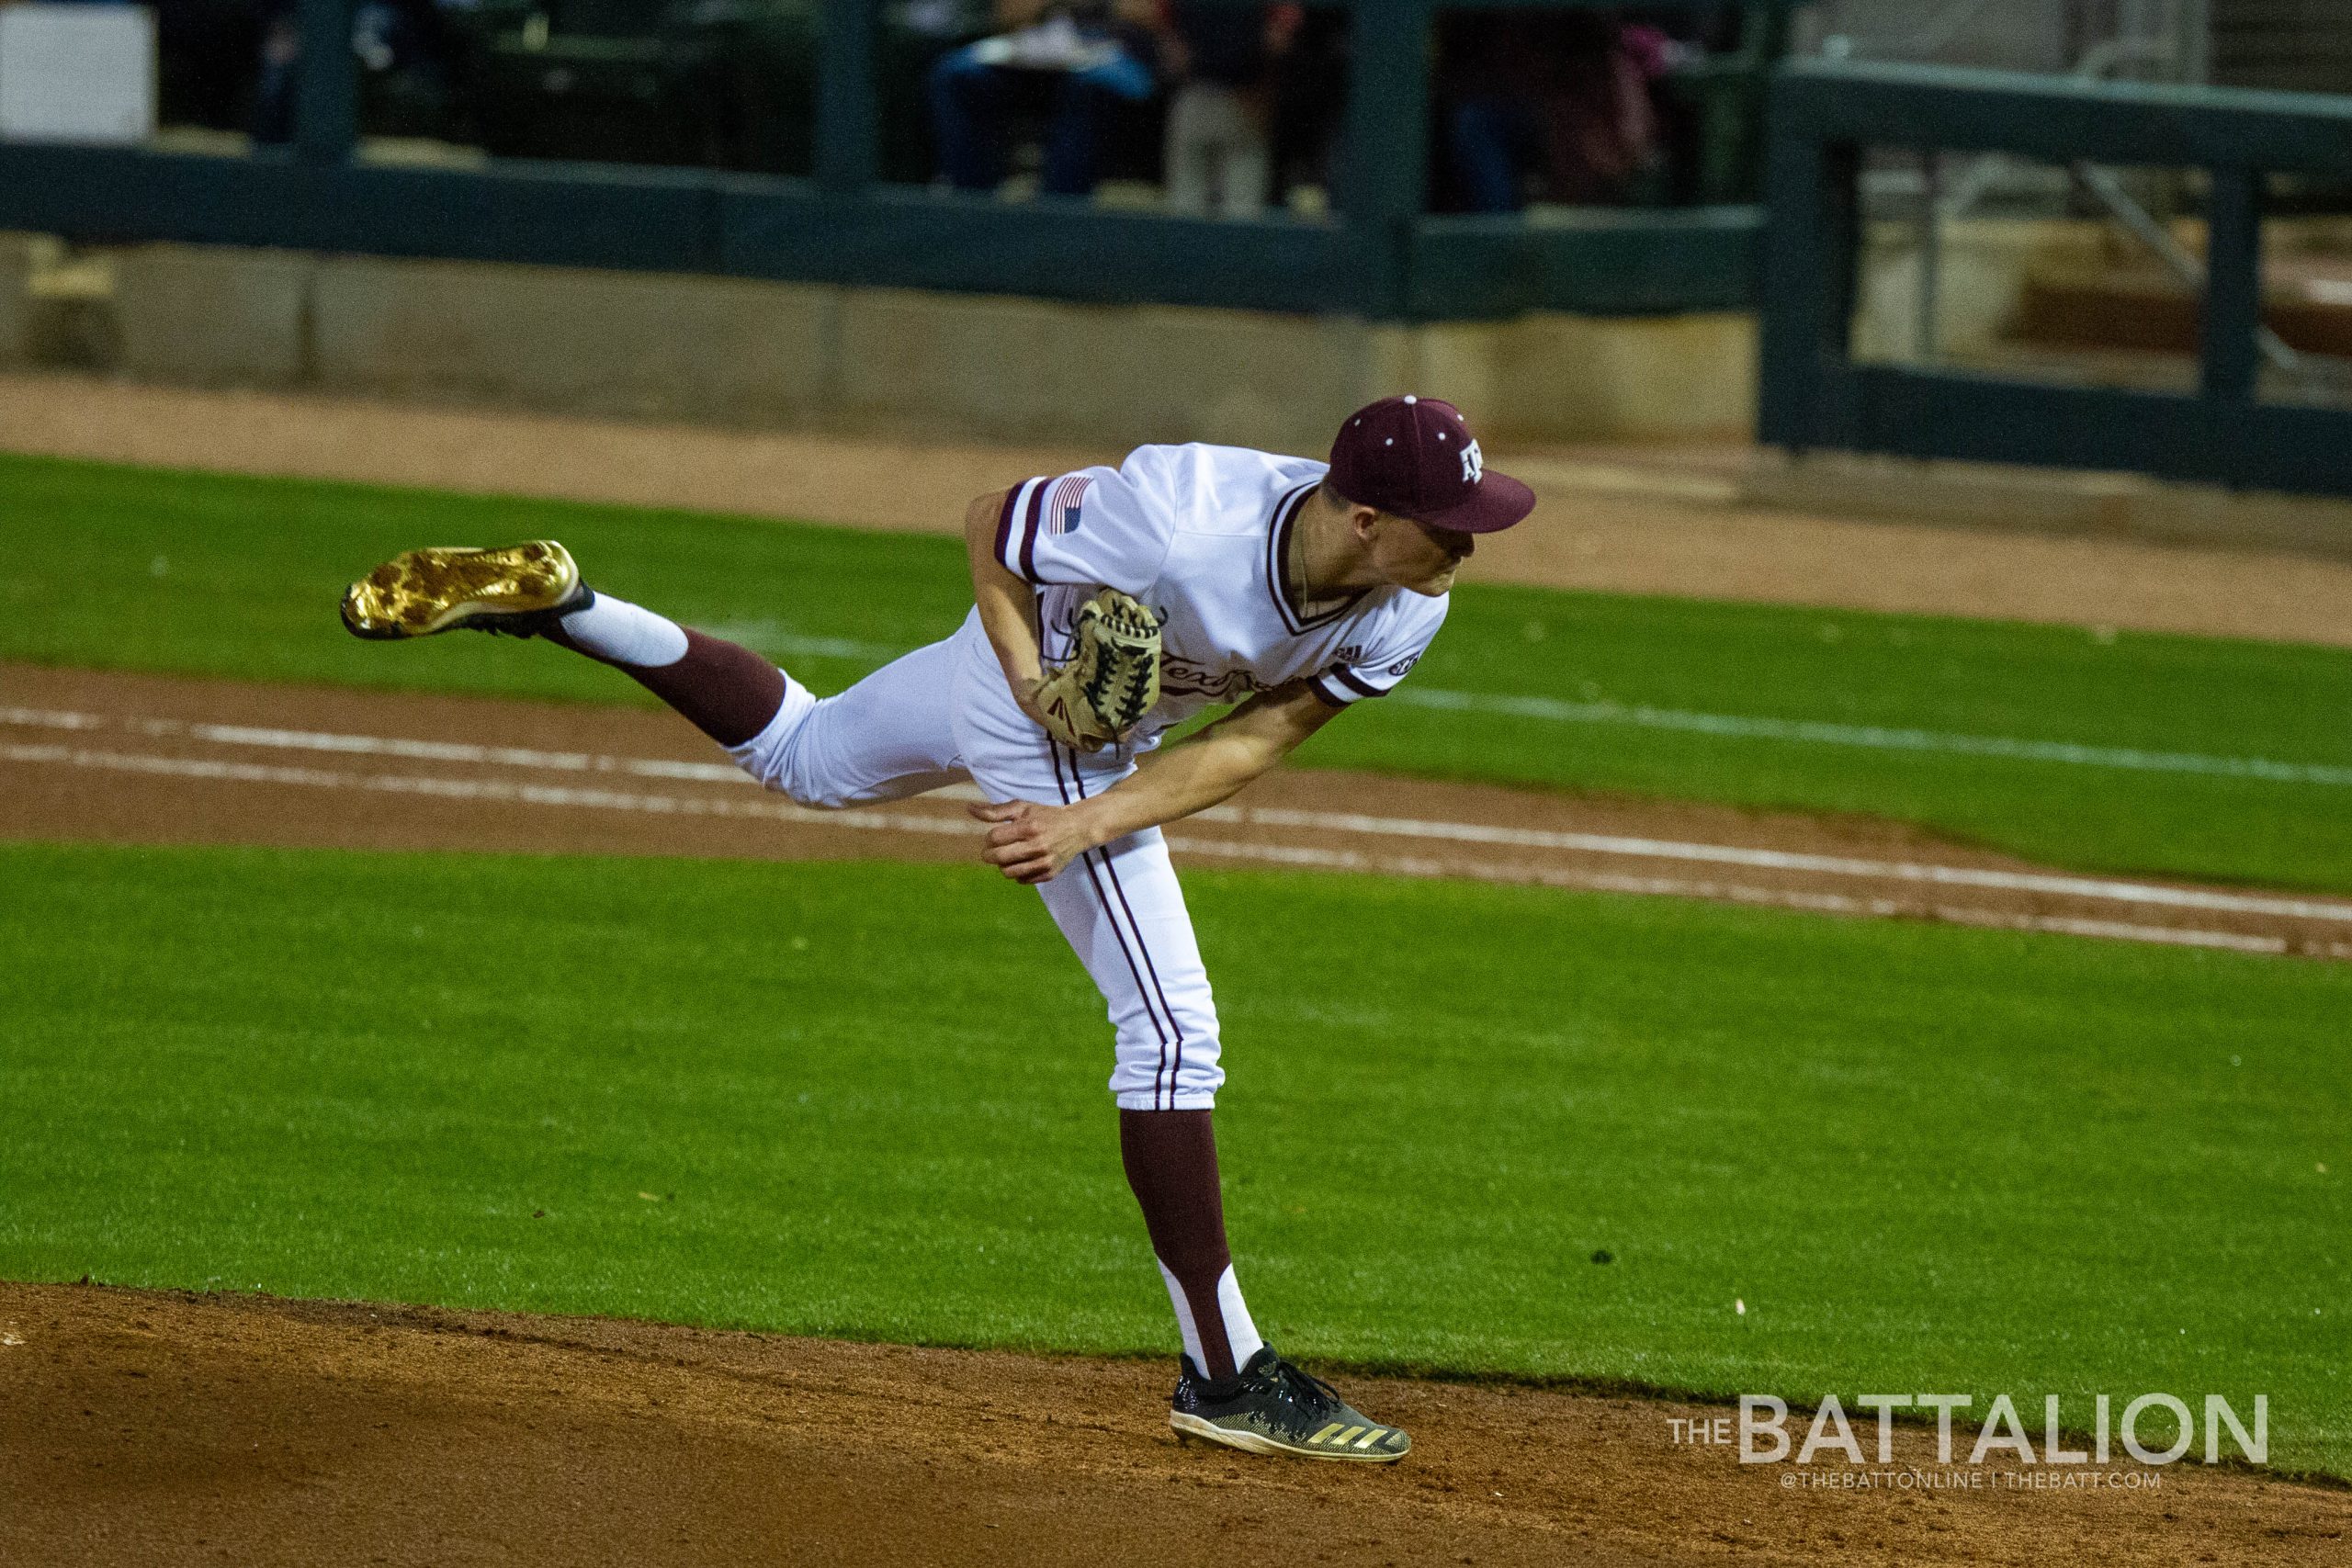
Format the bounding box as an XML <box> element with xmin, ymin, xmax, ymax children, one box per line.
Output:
<box><xmin>989</xmin><ymin>444</ymin><xmax>1451</xmax><ymax>735</ymax></box>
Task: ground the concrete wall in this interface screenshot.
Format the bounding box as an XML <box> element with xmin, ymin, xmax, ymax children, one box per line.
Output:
<box><xmin>312</xmin><ymin>258</ymin><xmax>834</xmax><ymax>424</ymax></box>
<box><xmin>0</xmin><ymin>233</ymin><xmax>33</xmax><ymax>365</ymax></box>
<box><xmin>830</xmin><ymin>291</ymin><xmax>1456</xmax><ymax>453</ymax></box>
<box><xmin>114</xmin><ymin>244</ymin><xmax>311</xmax><ymax>384</ymax></box>
<box><xmin>1490</xmin><ymin>313</ymin><xmax>1755</xmax><ymax>445</ymax></box>
<box><xmin>70</xmin><ymin>242</ymin><xmax>1758</xmax><ymax>448</ymax></box>
<box><xmin>1851</xmin><ymin>218</ymin><xmax>2110</xmax><ymax>366</ymax></box>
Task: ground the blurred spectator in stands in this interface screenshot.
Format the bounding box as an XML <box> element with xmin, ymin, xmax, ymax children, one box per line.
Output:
<box><xmin>1156</xmin><ymin>2</ymin><xmax>1300</xmax><ymax>220</ymax></box>
<box><xmin>1437</xmin><ymin>9</ymin><xmax>1668</xmax><ymax>213</ymax></box>
<box><xmin>929</xmin><ymin>0</ymin><xmax>1160</xmax><ymax>197</ymax></box>
<box><xmin>1264</xmin><ymin>6</ymin><xmax>1345</xmax><ymax>211</ymax></box>
<box><xmin>250</xmin><ymin>0</ymin><xmax>454</xmax><ymax>145</ymax></box>
<box><xmin>250</xmin><ymin>0</ymin><xmax>300</xmax><ymax>142</ymax></box>
<box><xmin>1626</xmin><ymin>3</ymin><xmax>1741</xmax><ymax>206</ymax></box>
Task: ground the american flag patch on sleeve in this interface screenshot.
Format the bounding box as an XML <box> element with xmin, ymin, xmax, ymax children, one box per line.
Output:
<box><xmin>1045</xmin><ymin>474</ymin><xmax>1091</xmax><ymax>536</ymax></box>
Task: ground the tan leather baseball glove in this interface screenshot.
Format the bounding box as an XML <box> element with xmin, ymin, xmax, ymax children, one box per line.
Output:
<box><xmin>1034</xmin><ymin>589</ymin><xmax>1163</xmax><ymax>752</ymax></box>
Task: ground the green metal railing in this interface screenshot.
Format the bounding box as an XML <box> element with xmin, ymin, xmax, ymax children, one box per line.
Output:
<box><xmin>1759</xmin><ymin>61</ymin><xmax>2352</xmax><ymax>497</ymax></box>
<box><xmin>0</xmin><ymin>0</ymin><xmax>1804</xmax><ymax>321</ymax></box>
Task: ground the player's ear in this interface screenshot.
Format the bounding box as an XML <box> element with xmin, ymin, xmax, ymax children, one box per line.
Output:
<box><xmin>1351</xmin><ymin>505</ymin><xmax>1384</xmax><ymax>542</ymax></box>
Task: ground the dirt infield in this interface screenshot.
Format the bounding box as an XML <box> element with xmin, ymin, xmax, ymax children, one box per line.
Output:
<box><xmin>3</xmin><ymin>1281</ymin><xmax>2343</xmax><ymax>1568</ymax></box>
<box><xmin>7</xmin><ymin>370</ymin><xmax>2352</xmax><ymax>648</ymax></box>
<box><xmin>9</xmin><ymin>662</ymin><xmax>2352</xmax><ymax>958</ymax></box>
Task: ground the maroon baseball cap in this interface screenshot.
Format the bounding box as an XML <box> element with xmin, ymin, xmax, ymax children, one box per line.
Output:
<box><xmin>1328</xmin><ymin>395</ymin><xmax>1536</xmax><ymax>534</ymax></box>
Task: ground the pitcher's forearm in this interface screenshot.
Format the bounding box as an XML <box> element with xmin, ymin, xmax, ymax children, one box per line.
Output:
<box><xmin>1076</xmin><ymin>730</ymin><xmax>1278</xmax><ymax>845</ymax></box>
<box><xmin>975</xmin><ymin>565</ymin><xmax>1045</xmax><ymax>689</ymax></box>
<box><xmin>966</xmin><ymin>489</ymin><xmax>1045</xmax><ymax>694</ymax></box>
<box><xmin>1075</xmin><ymin>684</ymin><xmax>1337</xmax><ymax>847</ymax></box>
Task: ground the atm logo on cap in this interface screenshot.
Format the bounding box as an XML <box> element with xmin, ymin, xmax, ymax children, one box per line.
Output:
<box><xmin>1460</xmin><ymin>439</ymin><xmax>1484</xmax><ymax>485</ymax></box>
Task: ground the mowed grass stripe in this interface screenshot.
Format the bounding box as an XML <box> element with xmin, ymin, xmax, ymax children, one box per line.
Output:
<box><xmin>5</xmin><ymin>452</ymin><xmax>2350</xmax><ymax>890</ymax></box>
<box><xmin>0</xmin><ymin>842</ymin><xmax>2344</xmax><ymax>1476</ymax></box>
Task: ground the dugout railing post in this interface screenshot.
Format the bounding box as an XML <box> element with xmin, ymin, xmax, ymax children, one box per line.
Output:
<box><xmin>815</xmin><ymin>0</ymin><xmax>881</xmax><ymax>198</ymax></box>
<box><xmin>294</xmin><ymin>0</ymin><xmax>357</xmax><ymax>168</ymax></box>
<box><xmin>1340</xmin><ymin>0</ymin><xmax>1434</xmax><ymax>318</ymax></box>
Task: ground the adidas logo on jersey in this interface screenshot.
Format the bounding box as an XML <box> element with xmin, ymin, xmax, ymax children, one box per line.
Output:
<box><xmin>1336</xmin><ymin>643</ymin><xmax>1366</xmax><ymax>663</ymax></box>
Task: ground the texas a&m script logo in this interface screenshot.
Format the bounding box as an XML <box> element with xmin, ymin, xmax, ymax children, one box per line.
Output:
<box><xmin>1160</xmin><ymin>656</ymin><xmax>1256</xmax><ymax>702</ymax></box>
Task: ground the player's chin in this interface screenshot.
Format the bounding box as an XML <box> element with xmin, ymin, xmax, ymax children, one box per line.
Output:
<box><xmin>1407</xmin><ymin>566</ymin><xmax>1459</xmax><ymax>596</ymax></box>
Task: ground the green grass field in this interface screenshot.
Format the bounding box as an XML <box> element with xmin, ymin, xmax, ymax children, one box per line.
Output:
<box><xmin>5</xmin><ymin>454</ymin><xmax>2347</xmax><ymax>1481</ymax></box>
<box><xmin>1</xmin><ymin>842</ymin><xmax>2344</xmax><ymax>1475</ymax></box>
<box><xmin>5</xmin><ymin>453</ymin><xmax>2351</xmax><ymax>891</ymax></box>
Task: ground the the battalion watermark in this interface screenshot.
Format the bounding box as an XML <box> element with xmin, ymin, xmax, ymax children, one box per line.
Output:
<box><xmin>1667</xmin><ymin>1393</ymin><xmax>2267</xmax><ymax>1492</ymax></box>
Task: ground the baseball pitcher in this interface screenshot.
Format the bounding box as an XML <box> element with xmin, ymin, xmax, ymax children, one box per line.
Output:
<box><xmin>341</xmin><ymin>395</ymin><xmax>1536</xmax><ymax>1460</ymax></box>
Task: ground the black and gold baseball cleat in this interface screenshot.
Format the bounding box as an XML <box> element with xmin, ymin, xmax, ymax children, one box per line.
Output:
<box><xmin>1170</xmin><ymin>1346</ymin><xmax>1411</xmax><ymax>1461</ymax></box>
<box><xmin>340</xmin><ymin>540</ymin><xmax>587</xmax><ymax>640</ymax></box>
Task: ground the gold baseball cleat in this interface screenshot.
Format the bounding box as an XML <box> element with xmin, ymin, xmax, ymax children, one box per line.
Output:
<box><xmin>340</xmin><ymin>541</ymin><xmax>585</xmax><ymax>639</ymax></box>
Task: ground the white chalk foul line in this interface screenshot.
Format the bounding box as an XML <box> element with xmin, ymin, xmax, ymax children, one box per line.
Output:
<box><xmin>1390</xmin><ymin>688</ymin><xmax>2352</xmax><ymax>788</ymax></box>
<box><xmin>9</xmin><ymin>705</ymin><xmax>2352</xmax><ymax>928</ymax></box>
<box><xmin>2</xmin><ymin>707</ymin><xmax>752</xmax><ymax>781</ymax></box>
<box><xmin>1163</xmin><ymin>836</ymin><xmax>2309</xmax><ymax>956</ymax></box>
<box><xmin>8</xmin><ymin>738</ymin><xmax>2332</xmax><ymax>959</ymax></box>
<box><xmin>698</xmin><ymin>624</ymin><xmax>910</xmax><ymax>663</ymax></box>
<box><xmin>0</xmin><ymin>740</ymin><xmax>975</xmax><ymax>835</ymax></box>
<box><xmin>160</xmin><ymin>716</ymin><xmax>753</xmax><ymax>784</ymax></box>
<box><xmin>1232</xmin><ymin>808</ymin><xmax>2352</xmax><ymax>924</ymax></box>
<box><xmin>423</xmin><ymin>624</ymin><xmax>2352</xmax><ymax>791</ymax></box>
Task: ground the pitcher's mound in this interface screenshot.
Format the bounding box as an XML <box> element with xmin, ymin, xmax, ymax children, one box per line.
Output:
<box><xmin>1</xmin><ymin>1282</ymin><xmax>2341</xmax><ymax>1566</ymax></box>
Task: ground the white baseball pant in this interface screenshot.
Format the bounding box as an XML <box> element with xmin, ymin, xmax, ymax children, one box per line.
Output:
<box><xmin>727</xmin><ymin>611</ymin><xmax>1225</xmax><ymax>1110</ymax></box>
